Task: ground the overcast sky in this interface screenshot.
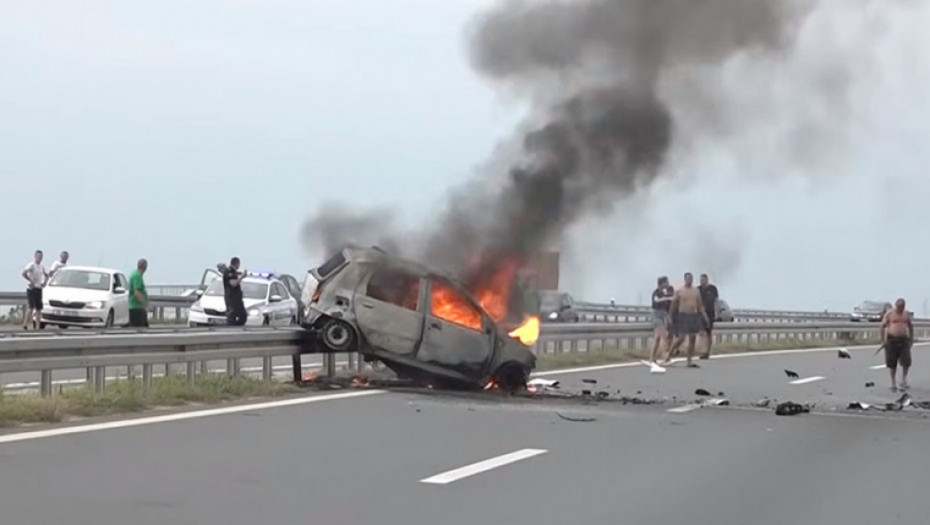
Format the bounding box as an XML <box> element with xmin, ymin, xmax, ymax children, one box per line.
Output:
<box><xmin>2</xmin><ymin>1</ymin><xmax>929</xmax><ymax>314</ymax></box>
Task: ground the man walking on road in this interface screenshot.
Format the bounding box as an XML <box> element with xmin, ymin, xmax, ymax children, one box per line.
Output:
<box><xmin>21</xmin><ymin>250</ymin><xmax>48</xmax><ymax>330</ymax></box>
<box><xmin>698</xmin><ymin>274</ymin><xmax>719</xmax><ymax>360</ymax></box>
<box><xmin>881</xmin><ymin>298</ymin><xmax>913</xmax><ymax>391</ymax></box>
<box><xmin>128</xmin><ymin>259</ymin><xmax>149</xmax><ymax>328</ymax></box>
<box><xmin>665</xmin><ymin>272</ymin><xmax>709</xmax><ymax>368</ymax></box>
<box><xmin>223</xmin><ymin>257</ymin><xmax>248</xmax><ymax>326</ymax></box>
<box><xmin>48</xmin><ymin>251</ymin><xmax>69</xmax><ymax>279</ymax></box>
<box><xmin>650</xmin><ymin>276</ymin><xmax>674</xmax><ymax>369</ymax></box>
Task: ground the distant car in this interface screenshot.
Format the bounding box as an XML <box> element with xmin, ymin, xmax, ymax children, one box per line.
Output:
<box><xmin>539</xmin><ymin>291</ymin><xmax>580</xmax><ymax>323</ymax></box>
<box><xmin>851</xmin><ymin>301</ymin><xmax>892</xmax><ymax>322</ymax></box>
<box><xmin>40</xmin><ymin>266</ymin><xmax>130</xmax><ymax>328</ymax></box>
<box><xmin>188</xmin><ymin>272</ymin><xmax>300</xmax><ymax>327</ymax></box>
<box><xmin>715</xmin><ymin>299</ymin><xmax>734</xmax><ymax>322</ymax></box>
<box><xmin>301</xmin><ymin>245</ymin><xmax>536</xmax><ymax>389</ymax></box>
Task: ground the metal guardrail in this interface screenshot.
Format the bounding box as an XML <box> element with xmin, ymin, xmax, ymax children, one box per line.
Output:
<box><xmin>0</xmin><ymin>291</ymin><xmax>195</xmax><ymax>324</ymax></box>
<box><xmin>1</xmin><ymin>321</ymin><xmax>924</xmax><ymax>397</ymax></box>
<box><xmin>572</xmin><ymin>301</ymin><xmax>855</xmax><ymax>324</ymax></box>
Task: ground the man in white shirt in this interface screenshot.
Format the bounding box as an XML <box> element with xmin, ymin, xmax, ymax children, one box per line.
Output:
<box><xmin>21</xmin><ymin>250</ymin><xmax>48</xmax><ymax>330</ymax></box>
<box><xmin>49</xmin><ymin>251</ymin><xmax>69</xmax><ymax>278</ymax></box>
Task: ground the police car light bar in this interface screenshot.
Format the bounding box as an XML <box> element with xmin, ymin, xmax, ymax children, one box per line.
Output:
<box><xmin>246</xmin><ymin>270</ymin><xmax>275</xmax><ymax>279</ymax></box>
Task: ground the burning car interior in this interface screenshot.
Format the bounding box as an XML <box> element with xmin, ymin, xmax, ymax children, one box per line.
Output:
<box><xmin>302</xmin><ymin>246</ymin><xmax>539</xmax><ymax>391</ymax></box>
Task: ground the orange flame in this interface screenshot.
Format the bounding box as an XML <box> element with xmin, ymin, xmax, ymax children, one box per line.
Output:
<box><xmin>508</xmin><ymin>316</ymin><xmax>540</xmax><ymax>345</ymax></box>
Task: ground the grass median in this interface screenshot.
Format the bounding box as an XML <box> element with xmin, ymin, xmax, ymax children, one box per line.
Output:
<box><xmin>536</xmin><ymin>337</ymin><xmax>882</xmax><ymax>371</ymax></box>
<box><xmin>0</xmin><ymin>375</ymin><xmax>302</xmax><ymax>427</ymax></box>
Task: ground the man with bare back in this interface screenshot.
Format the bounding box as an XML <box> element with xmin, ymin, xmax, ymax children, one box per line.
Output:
<box><xmin>881</xmin><ymin>298</ymin><xmax>913</xmax><ymax>391</ymax></box>
<box><xmin>665</xmin><ymin>272</ymin><xmax>709</xmax><ymax>368</ymax></box>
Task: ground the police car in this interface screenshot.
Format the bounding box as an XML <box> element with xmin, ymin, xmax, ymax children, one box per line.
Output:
<box><xmin>188</xmin><ymin>271</ymin><xmax>301</xmax><ymax>327</ymax></box>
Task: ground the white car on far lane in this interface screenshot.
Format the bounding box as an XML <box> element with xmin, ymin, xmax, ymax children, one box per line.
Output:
<box><xmin>40</xmin><ymin>266</ymin><xmax>131</xmax><ymax>328</ymax></box>
<box><xmin>188</xmin><ymin>274</ymin><xmax>300</xmax><ymax>327</ymax></box>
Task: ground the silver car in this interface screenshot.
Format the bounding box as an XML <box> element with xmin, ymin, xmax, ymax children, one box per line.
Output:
<box><xmin>301</xmin><ymin>246</ymin><xmax>536</xmax><ymax>389</ymax></box>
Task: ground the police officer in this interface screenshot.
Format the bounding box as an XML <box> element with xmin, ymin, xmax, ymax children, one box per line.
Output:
<box><xmin>223</xmin><ymin>257</ymin><xmax>247</xmax><ymax>326</ymax></box>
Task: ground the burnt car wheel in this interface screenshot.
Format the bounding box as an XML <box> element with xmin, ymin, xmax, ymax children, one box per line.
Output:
<box><xmin>321</xmin><ymin>319</ymin><xmax>356</xmax><ymax>352</ymax></box>
<box><xmin>493</xmin><ymin>362</ymin><xmax>529</xmax><ymax>391</ymax></box>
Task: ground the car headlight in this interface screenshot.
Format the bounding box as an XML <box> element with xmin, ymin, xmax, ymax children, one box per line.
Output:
<box><xmin>548</xmin><ymin>312</ymin><xmax>558</xmax><ymax>320</ymax></box>
<box><xmin>248</xmin><ymin>307</ymin><xmax>263</xmax><ymax>317</ymax></box>
<box><xmin>85</xmin><ymin>301</ymin><xmax>105</xmax><ymax>309</ymax></box>
<box><xmin>190</xmin><ymin>303</ymin><xmax>204</xmax><ymax>313</ymax></box>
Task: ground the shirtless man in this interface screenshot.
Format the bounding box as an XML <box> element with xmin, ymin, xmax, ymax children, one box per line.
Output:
<box><xmin>665</xmin><ymin>272</ymin><xmax>709</xmax><ymax>368</ymax></box>
<box><xmin>881</xmin><ymin>298</ymin><xmax>913</xmax><ymax>391</ymax></box>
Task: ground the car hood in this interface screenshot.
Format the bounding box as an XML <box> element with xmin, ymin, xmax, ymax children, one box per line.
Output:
<box><xmin>44</xmin><ymin>287</ymin><xmax>110</xmax><ymax>302</ymax></box>
<box><xmin>494</xmin><ymin>335</ymin><xmax>537</xmax><ymax>371</ymax></box>
<box><xmin>199</xmin><ymin>296</ymin><xmax>264</xmax><ymax>310</ymax></box>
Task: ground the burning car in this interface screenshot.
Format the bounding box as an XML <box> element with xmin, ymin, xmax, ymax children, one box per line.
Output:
<box><xmin>301</xmin><ymin>246</ymin><xmax>537</xmax><ymax>389</ymax></box>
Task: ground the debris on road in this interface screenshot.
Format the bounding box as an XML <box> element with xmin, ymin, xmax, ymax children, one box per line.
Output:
<box><xmin>847</xmin><ymin>402</ymin><xmax>871</xmax><ymax>410</ymax></box>
<box><xmin>703</xmin><ymin>398</ymin><xmax>730</xmax><ymax>406</ymax></box>
<box><xmin>582</xmin><ymin>378</ymin><xmax>597</xmax><ymax>384</ymax></box>
<box><xmin>784</xmin><ymin>369</ymin><xmax>800</xmax><ymax>379</ymax></box>
<box><xmin>596</xmin><ymin>391</ymin><xmax>610</xmax><ymax>400</ymax></box>
<box><xmin>556</xmin><ymin>412</ymin><xmax>596</xmax><ymax>423</ymax></box>
<box><xmin>838</xmin><ymin>348</ymin><xmax>852</xmax><ymax>359</ymax></box>
<box><xmin>717</xmin><ymin>391</ymin><xmax>725</xmax><ymax>396</ymax></box>
<box><xmin>527</xmin><ymin>378</ymin><xmax>560</xmax><ymax>389</ymax></box>
<box><xmin>775</xmin><ymin>401</ymin><xmax>810</xmax><ymax>416</ymax></box>
<box><xmin>752</xmin><ymin>398</ymin><xmax>771</xmax><ymax>408</ymax></box>
<box><xmin>695</xmin><ymin>388</ymin><xmax>712</xmax><ymax>396</ymax></box>
<box><xmin>865</xmin><ymin>382</ymin><xmax>875</xmax><ymax>388</ymax></box>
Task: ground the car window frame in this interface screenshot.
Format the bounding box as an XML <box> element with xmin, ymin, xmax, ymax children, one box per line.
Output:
<box><xmin>427</xmin><ymin>277</ymin><xmax>487</xmax><ymax>332</ymax></box>
<box><xmin>364</xmin><ymin>266</ymin><xmax>423</xmax><ymax>313</ymax></box>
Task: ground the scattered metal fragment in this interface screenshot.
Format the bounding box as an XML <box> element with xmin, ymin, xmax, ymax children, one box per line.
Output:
<box><xmin>752</xmin><ymin>398</ymin><xmax>771</xmax><ymax>408</ymax></box>
<box><xmin>527</xmin><ymin>378</ymin><xmax>560</xmax><ymax>389</ymax></box>
<box><xmin>556</xmin><ymin>412</ymin><xmax>597</xmax><ymax>423</ymax></box>
<box><xmin>695</xmin><ymin>388</ymin><xmax>712</xmax><ymax>396</ymax></box>
<box><xmin>582</xmin><ymin>378</ymin><xmax>597</xmax><ymax>384</ymax></box>
<box><xmin>775</xmin><ymin>401</ymin><xmax>810</xmax><ymax>416</ymax></box>
<box><xmin>847</xmin><ymin>402</ymin><xmax>871</xmax><ymax>410</ymax></box>
<box><xmin>636</xmin><ymin>390</ymin><xmax>642</xmax><ymax>395</ymax></box>
<box><xmin>581</xmin><ymin>389</ymin><xmax>592</xmax><ymax>396</ymax></box>
<box><xmin>717</xmin><ymin>392</ymin><xmax>725</xmax><ymax>396</ymax></box>
<box><xmin>704</xmin><ymin>398</ymin><xmax>730</xmax><ymax>406</ymax></box>
<box><xmin>838</xmin><ymin>348</ymin><xmax>852</xmax><ymax>359</ymax></box>
<box><xmin>785</xmin><ymin>369</ymin><xmax>799</xmax><ymax>379</ymax></box>
<box><xmin>865</xmin><ymin>382</ymin><xmax>875</xmax><ymax>388</ymax></box>
<box><xmin>596</xmin><ymin>391</ymin><xmax>610</xmax><ymax>400</ymax></box>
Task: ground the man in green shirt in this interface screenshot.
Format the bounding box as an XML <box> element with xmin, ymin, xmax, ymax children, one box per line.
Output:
<box><xmin>128</xmin><ymin>258</ymin><xmax>149</xmax><ymax>328</ymax></box>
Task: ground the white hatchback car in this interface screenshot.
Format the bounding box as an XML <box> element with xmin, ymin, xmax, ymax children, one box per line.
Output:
<box><xmin>40</xmin><ymin>266</ymin><xmax>131</xmax><ymax>328</ymax></box>
<box><xmin>188</xmin><ymin>274</ymin><xmax>300</xmax><ymax>327</ymax></box>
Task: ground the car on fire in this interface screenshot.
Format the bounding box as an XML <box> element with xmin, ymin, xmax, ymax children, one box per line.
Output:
<box><xmin>301</xmin><ymin>246</ymin><xmax>537</xmax><ymax>389</ymax></box>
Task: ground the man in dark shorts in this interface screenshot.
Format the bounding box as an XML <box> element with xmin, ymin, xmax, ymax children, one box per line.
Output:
<box><xmin>881</xmin><ymin>298</ymin><xmax>913</xmax><ymax>391</ymax></box>
<box><xmin>649</xmin><ymin>276</ymin><xmax>674</xmax><ymax>368</ymax></box>
<box><xmin>665</xmin><ymin>272</ymin><xmax>709</xmax><ymax>368</ymax></box>
<box><xmin>223</xmin><ymin>257</ymin><xmax>248</xmax><ymax>326</ymax></box>
<box><xmin>698</xmin><ymin>274</ymin><xmax>719</xmax><ymax>360</ymax></box>
<box><xmin>128</xmin><ymin>259</ymin><xmax>149</xmax><ymax>327</ymax></box>
<box><xmin>21</xmin><ymin>250</ymin><xmax>48</xmax><ymax>330</ymax></box>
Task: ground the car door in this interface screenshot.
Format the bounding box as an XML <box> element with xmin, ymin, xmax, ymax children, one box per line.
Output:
<box><xmin>199</xmin><ymin>268</ymin><xmax>221</xmax><ymax>295</ymax></box>
<box><xmin>112</xmin><ymin>273</ymin><xmax>130</xmax><ymax>326</ymax></box>
<box><xmin>417</xmin><ymin>278</ymin><xmax>495</xmax><ymax>379</ymax></box>
<box><xmin>280</xmin><ymin>274</ymin><xmax>304</xmax><ymax>322</ymax></box>
<box><xmin>353</xmin><ymin>266</ymin><xmax>425</xmax><ymax>356</ymax></box>
<box><xmin>267</xmin><ymin>282</ymin><xmax>288</xmax><ymax>325</ymax></box>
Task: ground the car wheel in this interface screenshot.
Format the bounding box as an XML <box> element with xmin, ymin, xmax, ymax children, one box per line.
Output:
<box><xmin>493</xmin><ymin>362</ymin><xmax>529</xmax><ymax>391</ymax></box>
<box><xmin>104</xmin><ymin>310</ymin><xmax>114</xmax><ymax>328</ymax></box>
<box><xmin>321</xmin><ymin>319</ymin><xmax>355</xmax><ymax>352</ymax></box>
<box><xmin>39</xmin><ymin>322</ymin><xmax>47</xmax><ymax>330</ymax></box>
<box><xmin>58</xmin><ymin>325</ymin><xmax>68</xmax><ymax>330</ymax></box>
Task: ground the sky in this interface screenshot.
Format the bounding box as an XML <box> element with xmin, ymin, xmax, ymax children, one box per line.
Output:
<box><xmin>2</xmin><ymin>0</ymin><xmax>929</xmax><ymax>314</ymax></box>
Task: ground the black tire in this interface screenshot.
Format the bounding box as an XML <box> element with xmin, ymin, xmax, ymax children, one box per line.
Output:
<box><xmin>321</xmin><ymin>319</ymin><xmax>355</xmax><ymax>352</ymax></box>
<box><xmin>104</xmin><ymin>310</ymin><xmax>114</xmax><ymax>328</ymax></box>
<box><xmin>39</xmin><ymin>322</ymin><xmax>47</xmax><ymax>330</ymax></box>
<box><xmin>58</xmin><ymin>325</ymin><xmax>68</xmax><ymax>330</ymax></box>
<box><xmin>493</xmin><ymin>362</ymin><xmax>529</xmax><ymax>391</ymax></box>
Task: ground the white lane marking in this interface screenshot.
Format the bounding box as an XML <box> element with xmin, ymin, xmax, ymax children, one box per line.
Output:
<box><xmin>667</xmin><ymin>404</ymin><xmax>701</xmax><ymax>413</ymax></box>
<box><xmin>420</xmin><ymin>448</ymin><xmax>548</xmax><ymax>485</ymax></box>
<box><xmin>0</xmin><ymin>390</ymin><xmax>384</xmax><ymax>445</ymax></box>
<box><xmin>789</xmin><ymin>376</ymin><xmax>825</xmax><ymax>385</ymax></box>
<box><xmin>534</xmin><ymin>342</ymin><xmax>928</xmax><ymax>377</ymax></box>
<box><xmin>870</xmin><ymin>364</ymin><xmax>887</xmax><ymax>370</ymax></box>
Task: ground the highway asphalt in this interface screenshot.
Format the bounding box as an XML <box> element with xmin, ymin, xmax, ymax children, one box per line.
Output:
<box><xmin>1</xmin><ymin>345</ymin><xmax>930</xmax><ymax>524</ymax></box>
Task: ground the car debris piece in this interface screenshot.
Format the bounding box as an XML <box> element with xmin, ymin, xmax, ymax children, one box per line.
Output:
<box><xmin>556</xmin><ymin>412</ymin><xmax>596</xmax><ymax>423</ymax></box>
<box><xmin>865</xmin><ymin>382</ymin><xmax>875</xmax><ymax>388</ymax></box>
<box><xmin>717</xmin><ymin>391</ymin><xmax>725</xmax><ymax>396</ymax></box>
<box><xmin>784</xmin><ymin>369</ymin><xmax>799</xmax><ymax>379</ymax></box>
<box><xmin>703</xmin><ymin>398</ymin><xmax>730</xmax><ymax>406</ymax></box>
<box><xmin>752</xmin><ymin>398</ymin><xmax>771</xmax><ymax>408</ymax></box>
<box><xmin>775</xmin><ymin>401</ymin><xmax>809</xmax><ymax>416</ymax></box>
<box><xmin>695</xmin><ymin>388</ymin><xmax>712</xmax><ymax>396</ymax></box>
<box><xmin>847</xmin><ymin>402</ymin><xmax>871</xmax><ymax>410</ymax></box>
<box><xmin>581</xmin><ymin>378</ymin><xmax>597</xmax><ymax>384</ymax></box>
<box><xmin>596</xmin><ymin>391</ymin><xmax>610</xmax><ymax>400</ymax></box>
<box><xmin>838</xmin><ymin>348</ymin><xmax>852</xmax><ymax>359</ymax></box>
<box><xmin>581</xmin><ymin>389</ymin><xmax>592</xmax><ymax>396</ymax></box>
<box><xmin>527</xmin><ymin>378</ymin><xmax>560</xmax><ymax>389</ymax></box>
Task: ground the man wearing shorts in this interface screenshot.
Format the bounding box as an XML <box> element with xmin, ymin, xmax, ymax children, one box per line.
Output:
<box><xmin>665</xmin><ymin>272</ymin><xmax>709</xmax><ymax>368</ymax></box>
<box><xmin>21</xmin><ymin>250</ymin><xmax>48</xmax><ymax>330</ymax></box>
<box><xmin>881</xmin><ymin>298</ymin><xmax>913</xmax><ymax>391</ymax></box>
<box><xmin>698</xmin><ymin>274</ymin><xmax>719</xmax><ymax>360</ymax></box>
<box><xmin>649</xmin><ymin>276</ymin><xmax>674</xmax><ymax>366</ymax></box>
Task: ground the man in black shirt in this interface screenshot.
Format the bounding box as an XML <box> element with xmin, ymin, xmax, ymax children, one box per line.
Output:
<box><xmin>223</xmin><ymin>257</ymin><xmax>247</xmax><ymax>326</ymax></box>
<box><xmin>698</xmin><ymin>273</ymin><xmax>719</xmax><ymax>360</ymax></box>
<box><xmin>649</xmin><ymin>276</ymin><xmax>674</xmax><ymax>367</ymax></box>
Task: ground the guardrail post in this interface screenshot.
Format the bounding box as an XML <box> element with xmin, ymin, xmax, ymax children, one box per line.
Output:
<box><xmin>325</xmin><ymin>353</ymin><xmax>336</xmax><ymax>377</ymax></box>
<box><xmin>262</xmin><ymin>357</ymin><xmax>272</xmax><ymax>382</ymax></box>
<box><xmin>356</xmin><ymin>353</ymin><xmax>364</xmax><ymax>373</ymax></box>
<box><xmin>143</xmin><ymin>364</ymin><xmax>153</xmax><ymax>388</ymax></box>
<box><xmin>186</xmin><ymin>362</ymin><xmax>196</xmax><ymax>386</ymax></box>
<box><xmin>86</xmin><ymin>367</ymin><xmax>94</xmax><ymax>387</ymax></box>
<box><xmin>292</xmin><ymin>354</ymin><xmax>302</xmax><ymax>382</ymax></box>
<box><xmin>164</xmin><ymin>364</ymin><xmax>171</xmax><ymax>377</ymax></box>
<box><xmin>94</xmin><ymin>366</ymin><xmax>106</xmax><ymax>394</ymax></box>
<box><xmin>226</xmin><ymin>358</ymin><xmax>236</xmax><ymax>376</ymax></box>
<box><xmin>200</xmin><ymin>361</ymin><xmax>208</xmax><ymax>375</ymax></box>
<box><xmin>40</xmin><ymin>370</ymin><xmax>52</xmax><ymax>398</ymax></box>
<box><xmin>347</xmin><ymin>352</ymin><xmax>355</xmax><ymax>371</ymax></box>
